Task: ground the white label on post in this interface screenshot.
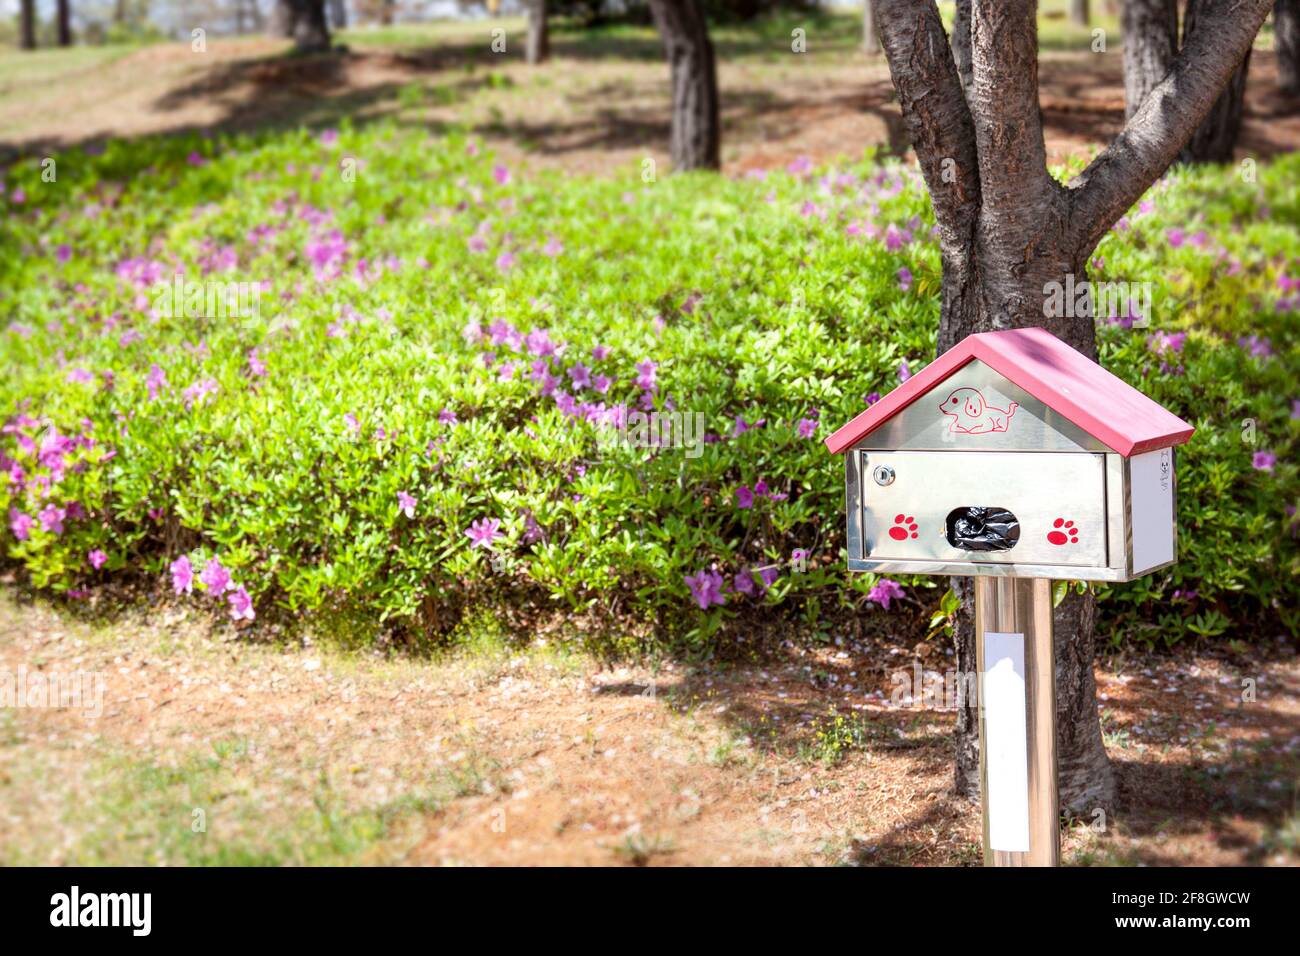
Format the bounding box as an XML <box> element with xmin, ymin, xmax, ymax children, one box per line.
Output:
<box><xmin>983</xmin><ymin>631</ymin><xmax>1030</xmax><ymax>852</ymax></box>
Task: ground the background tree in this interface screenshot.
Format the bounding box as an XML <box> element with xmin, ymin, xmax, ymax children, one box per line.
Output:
<box><xmin>276</xmin><ymin>0</ymin><xmax>331</xmax><ymax>51</ymax></box>
<box><xmin>1278</xmin><ymin>0</ymin><xmax>1300</xmax><ymax>94</ymax></box>
<box><xmin>863</xmin><ymin>0</ymin><xmax>879</xmax><ymax>55</ymax></box>
<box><xmin>328</xmin><ymin>0</ymin><xmax>347</xmax><ymax>29</ymax></box>
<box><xmin>19</xmin><ymin>0</ymin><xmax>37</xmax><ymax>49</ymax></box>
<box><xmin>1122</xmin><ymin>0</ymin><xmax>1254</xmax><ymax>163</ymax></box>
<box><xmin>57</xmin><ymin>0</ymin><xmax>72</xmax><ymax>45</ymax></box>
<box><xmin>1121</xmin><ymin>0</ymin><xmax>1177</xmax><ymax>119</ymax></box>
<box><xmin>1070</xmin><ymin>0</ymin><xmax>1089</xmax><ymax>24</ymax></box>
<box><xmin>648</xmin><ymin>0</ymin><xmax>720</xmax><ymax>171</ymax></box>
<box><xmin>526</xmin><ymin>0</ymin><xmax>549</xmax><ymax>65</ymax></box>
<box><xmin>877</xmin><ymin>0</ymin><xmax>1272</xmax><ymax>811</ymax></box>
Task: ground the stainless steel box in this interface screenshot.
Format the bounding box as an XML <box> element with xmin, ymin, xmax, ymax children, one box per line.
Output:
<box><xmin>826</xmin><ymin>332</ymin><xmax>1192</xmax><ymax>583</ymax></box>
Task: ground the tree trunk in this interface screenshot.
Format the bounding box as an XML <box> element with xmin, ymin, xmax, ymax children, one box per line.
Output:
<box><xmin>863</xmin><ymin>0</ymin><xmax>880</xmax><ymax>55</ymax></box>
<box><xmin>328</xmin><ymin>0</ymin><xmax>347</xmax><ymax>30</ymax></box>
<box><xmin>280</xmin><ymin>0</ymin><xmax>330</xmax><ymax>51</ymax></box>
<box><xmin>876</xmin><ymin>0</ymin><xmax>1273</xmax><ymax>816</ymax></box>
<box><xmin>1179</xmin><ymin>0</ymin><xmax>1252</xmax><ymax>163</ymax></box>
<box><xmin>19</xmin><ymin>0</ymin><xmax>36</xmax><ymax>49</ymax></box>
<box><xmin>1071</xmin><ymin>0</ymin><xmax>1090</xmax><ymax>24</ymax></box>
<box><xmin>1121</xmin><ymin>0</ymin><xmax>1178</xmax><ymax>119</ymax></box>
<box><xmin>56</xmin><ymin>0</ymin><xmax>71</xmax><ymax>45</ymax></box>
<box><xmin>648</xmin><ymin>0</ymin><xmax>720</xmax><ymax>172</ymax></box>
<box><xmin>1277</xmin><ymin>0</ymin><xmax>1300</xmax><ymax>94</ymax></box>
<box><xmin>526</xmin><ymin>0</ymin><xmax>549</xmax><ymax>65</ymax></box>
<box><xmin>951</xmin><ymin>0</ymin><xmax>973</xmax><ymax>93</ymax></box>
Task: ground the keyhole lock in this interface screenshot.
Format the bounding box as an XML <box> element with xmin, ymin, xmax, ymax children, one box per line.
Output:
<box><xmin>872</xmin><ymin>465</ymin><xmax>895</xmax><ymax>486</ymax></box>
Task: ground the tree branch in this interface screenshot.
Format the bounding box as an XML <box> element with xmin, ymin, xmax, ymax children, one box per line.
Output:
<box><xmin>1068</xmin><ymin>0</ymin><xmax>1272</xmax><ymax>254</ymax></box>
<box><xmin>875</xmin><ymin>0</ymin><xmax>981</xmax><ymax>250</ymax></box>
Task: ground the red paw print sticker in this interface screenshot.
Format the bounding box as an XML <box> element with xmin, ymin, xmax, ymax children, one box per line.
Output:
<box><xmin>889</xmin><ymin>514</ymin><xmax>919</xmax><ymax>541</ymax></box>
<box><xmin>1047</xmin><ymin>518</ymin><xmax>1079</xmax><ymax>546</ymax></box>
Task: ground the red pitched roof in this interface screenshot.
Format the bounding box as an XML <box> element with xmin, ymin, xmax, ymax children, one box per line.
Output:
<box><xmin>824</xmin><ymin>327</ymin><xmax>1194</xmax><ymax>458</ymax></box>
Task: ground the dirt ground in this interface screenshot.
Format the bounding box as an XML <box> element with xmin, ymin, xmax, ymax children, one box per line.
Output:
<box><xmin>2</xmin><ymin>24</ymin><xmax>1298</xmax><ymax>176</ymax></box>
<box><xmin>1</xmin><ymin>589</ymin><xmax>1295</xmax><ymax>866</ymax></box>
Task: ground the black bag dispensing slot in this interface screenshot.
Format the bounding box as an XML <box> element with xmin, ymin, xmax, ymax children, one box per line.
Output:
<box><xmin>946</xmin><ymin>506</ymin><xmax>1021</xmax><ymax>552</ymax></box>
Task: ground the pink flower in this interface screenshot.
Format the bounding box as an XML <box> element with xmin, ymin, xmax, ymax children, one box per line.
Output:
<box><xmin>438</xmin><ymin>407</ymin><xmax>458</xmax><ymax>425</ymax></box>
<box><xmin>228</xmin><ymin>585</ymin><xmax>255</xmax><ymax>621</ymax></box>
<box><xmin>797</xmin><ymin>417</ymin><xmax>817</xmax><ymax>439</ymax></box>
<box><xmin>398</xmin><ymin>491</ymin><xmax>417</xmax><ymax>518</ymax></box>
<box><xmin>199</xmin><ymin>557</ymin><xmax>232</xmax><ymax>595</ymax></box>
<box><xmin>319</xmin><ymin>128</ymin><xmax>339</xmax><ymax>147</ymax></box>
<box><xmin>542</xmin><ymin>236</ymin><xmax>564</xmax><ymax>256</ymax></box>
<box><xmin>735</xmin><ymin>486</ymin><xmax>754</xmax><ymax>509</ymax></box>
<box><xmin>170</xmin><ymin>555</ymin><xmax>194</xmax><ymax>594</ymax></box>
<box><xmin>1252</xmin><ymin>451</ymin><xmax>1276</xmax><ymax>472</ymax></box>
<box><xmin>145</xmin><ymin>364</ymin><xmax>168</xmax><ymax>400</ymax></box>
<box><xmin>634</xmin><ymin>361</ymin><xmax>658</xmax><ymax>390</ymax></box>
<box><xmin>898</xmin><ymin>360</ymin><xmax>912</xmax><ymax>382</ymax></box>
<box><xmin>492</xmin><ymin>164</ymin><xmax>511</xmax><ymax>185</ymax></box>
<box><xmin>495</xmin><ymin>251</ymin><xmax>515</xmax><ymax>271</ymax></box>
<box><xmin>865</xmin><ymin>391</ymin><xmax>881</xmax><ymax>406</ymax></box>
<box><xmin>568</xmin><ymin>363</ymin><xmax>591</xmax><ymax>389</ymax></box>
<box><xmin>592</xmin><ymin>344</ymin><xmax>610</xmax><ymax>362</ymax></box>
<box><xmin>522</xmin><ymin>511</ymin><xmax>542</xmax><ymax>544</ymax></box>
<box><xmin>732</xmin><ymin>570</ymin><xmax>756</xmax><ymax>597</ymax></box>
<box><xmin>897</xmin><ymin>267</ymin><xmax>913</xmax><ymax>291</ymax></box>
<box><xmin>465</xmin><ymin>517</ymin><xmax>503</xmax><ymax>549</ymax></box>
<box><xmin>88</xmin><ymin>549</ymin><xmax>107</xmax><ymax>570</ymax></box>
<box><xmin>182</xmin><ymin>378</ymin><xmax>219</xmax><ymax>408</ymax></box>
<box><xmin>38</xmin><ymin>505</ymin><xmax>66</xmax><ymax>535</ymax></box>
<box><xmin>1166</xmin><ymin>228</ymin><xmax>1185</xmax><ymax>248</ymax></box>
<box><xmin>8</xmin><ymin>510</ymin><xmax>33</xmax><ymax>541</ymax></box>
<box><xmin>684</xmin><ymin>569</ymin><xmax>726</xmax><ymax>609</ymax></box>
<box><xmin>867</xmin><ymin>578</ymin><xmax>905</xmax><ymax>610</ymax></box>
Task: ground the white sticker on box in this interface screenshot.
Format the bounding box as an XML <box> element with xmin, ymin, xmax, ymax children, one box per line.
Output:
<box><xmin>983</xmin><ymin>631</ymin><xmax>1030</xmax><ymax>853</ymax></box>
<box><xmin>1130</xmin><ymin>448</ymin><xmax>1174</xmax><ymax>574</ymax></box>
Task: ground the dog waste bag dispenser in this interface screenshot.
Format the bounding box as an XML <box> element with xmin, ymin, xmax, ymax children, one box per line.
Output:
<box><xmin>825</xmin><ymin>327</ymin><xmax>1194</xmax><ymax>866</ymax></box>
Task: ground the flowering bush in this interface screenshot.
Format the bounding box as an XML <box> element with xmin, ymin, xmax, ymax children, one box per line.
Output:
<box><xmin>0</xmin><ymin>123</ymin><xmax>1296</xmax><ymax>649</ymax></box>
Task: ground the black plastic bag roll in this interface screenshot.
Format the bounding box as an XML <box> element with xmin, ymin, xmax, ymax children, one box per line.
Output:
<box><xmin>946</xmin><ymin>506</ymin><xmax>1021</xmax><ymax>552</ymax></box>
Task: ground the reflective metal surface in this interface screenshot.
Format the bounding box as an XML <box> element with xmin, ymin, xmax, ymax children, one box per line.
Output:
<box><xmin>861</xmin><ymin>450</ymin><xmax>1107</xmax><ymax>567</ymax></box>
<box><xmin>853</xmin><ymin>359</ymin><xmax>1111</xmax><ymax>453</ymax></box>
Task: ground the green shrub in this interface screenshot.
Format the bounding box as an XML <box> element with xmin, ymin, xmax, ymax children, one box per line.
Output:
<box><xmin>1</xmin><ymin>124</ymin><xmax>1296</xmax><ymax>650</ymax></box>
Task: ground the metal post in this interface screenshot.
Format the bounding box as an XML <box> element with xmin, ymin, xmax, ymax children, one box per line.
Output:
<box><xmin>975</xmin><ymin>577</ymin><xmax>1059</xmax><ymax>867</ymax></box>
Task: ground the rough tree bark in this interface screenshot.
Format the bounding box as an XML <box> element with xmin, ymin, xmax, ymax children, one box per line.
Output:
<box><xmin>1121</xmin><ymin>0</ymin><xmax>1178</xmax><ymax>119</ymax></box>
<box><xmin>874</xmin><ymin>0</ymin><xmax>1273</xmax><ymax>813</ymax></box>
<box><xmin>1180</xmin><ymin>0</ymin><xmax>1250</xmax><ymax>162</ymax></box>
<box><xmin>863</xmin><ymin>0</ymin><xmax>880</xmax><ymax>55</ymax></box>
<box><xmin>1071</xmin><ymin>0</ymin><xmax>1090</xmax><ymax>24</ymax></box>
<box><xmin>56</xmin><ymin>0</ymin><xmax>71</xmax><ymax>45</ymax></box>
<box><xmin>648</xmin><ymin>0</ymin><xmax>720</xmax><ymax>171</ymax></box>
<box><xmin>952</xmin><ymin>0</ymin><xmax>973</xmax><ymax>93</ymax></box>
<box><xmin>526</xmin><ymin>0</ymin><xmax>549</xmax><ymax>65</ymax></box>
<box><xmin>1277</xmin><ymin>0</ymin><xmax>1300</xmax><ymax>94</ymax></box>
<box><xmin>277</xmin><ymin>0</ymin><xmax>330</xmax><ymax>52</ymax></box>
<box><xmin>19</xmin><ymin>0</ymin><xmax>36</xmax><ymax>49</ymax></box>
